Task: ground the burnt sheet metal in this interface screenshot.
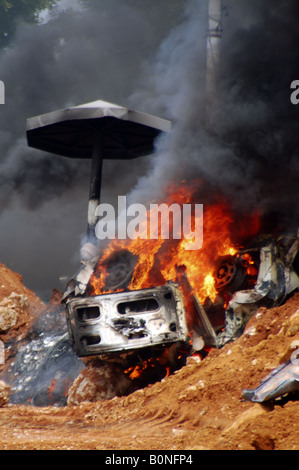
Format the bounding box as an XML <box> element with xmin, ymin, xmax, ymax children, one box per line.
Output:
<box><xmin>62</xmin><ymin>248</ymin><xmax>137</xmax><ymax>299</ymax></box>
<box><xmin>217</xmin><ymin>241</ymin><xmax>299</xmax><ymax>346</ymax></box>
<box><xmin>64</xmin><ymin>282</ymin><xmax>189</xmax><ymax>357</ymax></box>
<box><xmin>174</xmin><ymin>265</ymin><xmax>218</xmax><ymax>349</ymax></box>
<box><xmin>242</xmin><ymin>361</ymin><xmax>299</xmax><ymax>403</ymax></box>
<box><xmin>190</xmin><ymin>292</ymin><xmax>218</xmax><ymax>349</ymax></box>
<box><xmin>62</xmin><ymin>257</ymin><xmax>99</xmax><ymax>300</ymax></box>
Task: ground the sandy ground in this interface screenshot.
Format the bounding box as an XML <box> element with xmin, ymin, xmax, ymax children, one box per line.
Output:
<box><xmin>0</xmin><ymin>263</ymin><xmax>298</xmax><ymax>451</ymax></box>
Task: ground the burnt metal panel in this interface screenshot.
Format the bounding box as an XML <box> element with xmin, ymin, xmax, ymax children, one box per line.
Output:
<box><xmin>65</xmin><ymin>283</ymin><xmax>188</xmax><ymax>357</ymax></box>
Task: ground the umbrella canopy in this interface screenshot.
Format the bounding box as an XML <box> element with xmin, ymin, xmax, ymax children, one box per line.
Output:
<box><xmin>26</xmin><ymin>99</ymin><xmax>171</xmax><ymax>160</ymax></box>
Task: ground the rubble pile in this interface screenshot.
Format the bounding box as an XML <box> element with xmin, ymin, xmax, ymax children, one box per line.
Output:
<box><xmin>67</xmin><ymin>360</ymin><xmax>132</xmax><ymax>406</ymax></box>
<box><xmin>0</xmin><ymin>264</ymin><xmax>45</xmax><ymax>349</ymax></box>
<box><xmin>0</xmin><ymin>265</ymin><xmax>84</xmax><ymax>407</ymax></box>
<box><xmin>0</xmin><ymin>293</ymin><xmax>28</xmax><ymax>333</ymax></box>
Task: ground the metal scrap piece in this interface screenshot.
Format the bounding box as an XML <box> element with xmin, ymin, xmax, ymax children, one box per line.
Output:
<box><xmin>65</xmin><ymin>282</ymin><xmax>189</xmax><ymax>357</ymax></box>
<box><xmin>242</xmin><ymin>361</ymin><xmax>299</xmax><ymax>403</ymax></box>
<box><xmin>108</xmin><ymin>317</ymin><xmax>147</xmax><ymax>338</ymax></box>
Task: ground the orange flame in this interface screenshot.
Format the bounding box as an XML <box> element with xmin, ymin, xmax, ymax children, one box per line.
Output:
<box><xmin>124</xmin><ymin>348</ymin><xmax>173</xmax><ymax>381</ymax></box>
<box><xmin>88</xmin><ymin>182</ymin><xmax>261</xmax><ymax>303</ymax></box>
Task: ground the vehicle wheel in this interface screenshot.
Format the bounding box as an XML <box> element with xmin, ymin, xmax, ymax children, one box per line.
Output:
<box><xmin>214</xmin><ymin>255</ymin><xmax>246</xmax><ymax>294</ymax></box>
<box><xmin>102</xmin><ymin>249</ymin><xmax>138</xmax><ymax>291</ymax></box>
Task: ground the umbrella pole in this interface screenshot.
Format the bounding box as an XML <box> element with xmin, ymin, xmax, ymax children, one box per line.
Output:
<box><xmin>87</xmin><ymin>131</ymin><xmax>103</xmax><ymax>243</ymax></box>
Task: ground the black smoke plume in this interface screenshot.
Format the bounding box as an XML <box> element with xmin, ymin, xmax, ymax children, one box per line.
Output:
<box><xmin>128</xmin><ymin>0</ymin><xmax>299</xmax><ymax>235</ymax></box>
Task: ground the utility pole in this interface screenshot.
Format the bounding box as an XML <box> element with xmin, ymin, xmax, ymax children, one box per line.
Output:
<box><xmin>206</xmin><ymin>0</ymin><xmax>223</xmax><ymax>125</ymax></box>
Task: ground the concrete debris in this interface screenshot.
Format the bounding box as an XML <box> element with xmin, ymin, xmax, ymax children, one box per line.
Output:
<box><xmin>0</xmin><ymin>380</ymin><xmax>10</xmax><ymax>407</ymax></box>
<box><xmin>67</xmin><ymin>361</ymin><xmax>132</xmax><ymax>406</ymax></box>
<box><xmin>0</xmin><ymin>293</ymin><xmax>28</xmax><ymax>333</ymax></box>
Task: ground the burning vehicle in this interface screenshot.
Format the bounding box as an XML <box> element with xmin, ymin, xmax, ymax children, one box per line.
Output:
<box><xmin>61</xmin><ymin>227</ymin><xmax>299</xmax><ymax>362</ymax></box>
<box><xmin>26</xmin><ymin>99</ymin><xmax>299</xmax><ymax>388</ymax></box>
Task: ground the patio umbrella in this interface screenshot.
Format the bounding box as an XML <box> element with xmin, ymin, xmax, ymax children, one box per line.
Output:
<box><xmin>27</xmin><ymin>99</ymin><xmax>171</xmax><ymax>241</ymax></box>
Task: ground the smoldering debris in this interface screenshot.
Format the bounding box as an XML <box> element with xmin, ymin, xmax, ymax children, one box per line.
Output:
<box><xmin>7</xmin><ymin>333</ymin><xmax>84</xmax><ymax>406</ymax></box>
<box><xmin>3</xmin><ymin>303</ymin><xmax>85</xmax><ymax>407</ymax></box>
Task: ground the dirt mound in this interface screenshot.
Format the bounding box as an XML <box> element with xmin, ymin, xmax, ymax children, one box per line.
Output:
<box><xmin>0</xmin><ymin>264</ymin><xmax>45</xmax><ymax>372</ymax></box>
<box><xmin>0</xmin><ymin>263</ymin><xmax>298</xmax><ymax>450</ymax></box>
